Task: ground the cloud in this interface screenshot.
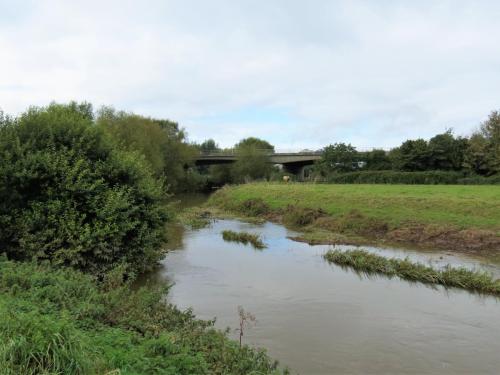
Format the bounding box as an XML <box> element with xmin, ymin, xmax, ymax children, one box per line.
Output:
<box><xmin>1</xmin><ymin>0</ymin><xmax>499</xmax><ymax>149</ymax></box>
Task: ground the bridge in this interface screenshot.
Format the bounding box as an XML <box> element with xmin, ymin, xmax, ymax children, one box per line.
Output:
<box><xmin>194</xmin><ymin>151</ymin><xmax>322</xmax><ymax>176</ymax></box>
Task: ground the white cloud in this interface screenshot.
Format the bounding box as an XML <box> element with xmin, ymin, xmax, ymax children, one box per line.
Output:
<box><xmin>1</xmin><ymin>0</ymin><xmax>499</xmax><ymax>149</ymax></box>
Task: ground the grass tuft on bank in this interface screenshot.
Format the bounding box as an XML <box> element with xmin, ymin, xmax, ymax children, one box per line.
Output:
<box><xmin>222</xmin><ymin>230</ymin><xmax>266</xmax><ymax>249</ymax></box>
<box><xmin>324</xmin><ymin>249</ymin><xmax>500</xmax><ymax>295</ymax></box>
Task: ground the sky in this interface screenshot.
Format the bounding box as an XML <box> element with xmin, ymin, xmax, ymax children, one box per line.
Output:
<box><xmin>1</xmin><ymin>1</ymin><xmax>500</xmax><ymax>150</ymax></box>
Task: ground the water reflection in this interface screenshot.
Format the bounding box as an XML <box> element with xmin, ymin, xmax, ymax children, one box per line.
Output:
<box><xmin>148</xmin><ymin>218</ymin><xmax>500</xmax><ymax>374</ymax></box>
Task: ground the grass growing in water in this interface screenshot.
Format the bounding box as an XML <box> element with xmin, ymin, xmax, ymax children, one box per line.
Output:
<box><xmin>324</xmin><ymin>249</ymin><xmax>500</xmax><ymax>296</ymax></box>
<box><xmin>222</xmin><ymin>230</ymin><xmax>266</xmax><ymax>249</ymax></box>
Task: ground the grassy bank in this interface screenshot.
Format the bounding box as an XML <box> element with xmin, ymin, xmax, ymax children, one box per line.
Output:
<box><xmin>324</xmin><ymin>249</ymin><xmax>500</xmax><ymax>295</ymax></box>
<box><xmin>208</xmin><ymin>183</ymin><xmax>500</xmax><ymax>253</ymax></box>
<box><xmin>0</xmin><ymin>258</ymin><xmax>286</xmax><ymax>375</ymax></box>
<box><xmin>222</xmin><ymin>230</ymin><xmax>266</xmax><ymax>249</ymax></box>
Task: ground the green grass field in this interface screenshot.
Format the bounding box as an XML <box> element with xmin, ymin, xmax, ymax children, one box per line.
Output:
<box><xmin>212</xmin><ymin>183</ymin><xmax>500</xmax><ymax>231</ymax></box>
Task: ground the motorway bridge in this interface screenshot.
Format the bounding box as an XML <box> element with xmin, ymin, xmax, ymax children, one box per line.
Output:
<box><xmin>194</xmin><ymin>152</ymin><xmax>322</xmax><ymax>176</ymax></box>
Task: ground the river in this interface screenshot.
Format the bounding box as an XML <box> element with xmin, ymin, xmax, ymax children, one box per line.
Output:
<box><xmin>144</xmin><ymin>195</ymin><xmax>500</xmax><ymax>374</ymax></box>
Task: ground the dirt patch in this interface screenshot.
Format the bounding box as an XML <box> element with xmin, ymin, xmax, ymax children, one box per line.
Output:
<box><xmin>387</xmin><ymin>225</ymin><xmax>500</xmax><ymax>253</ymax></box>
<box><xmin>238</xmin><ymin>198</ymin><xmax>271</xmax><ymax>216</ymax></box>
<box><xmin>282</xmin><ymin>205</ymin><xmax>326</xmax><ymax>227</ymax></box>
<box><xmin>314</xmin><ymin>210</ymin><xmax>389</xmax><ymax>238</ymax></box>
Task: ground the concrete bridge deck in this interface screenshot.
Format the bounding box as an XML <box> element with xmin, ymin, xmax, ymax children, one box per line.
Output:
<box><xmin>194</xmin><ymin>152</ymin><xmax>322</xmax><ymax>175</ymax></box>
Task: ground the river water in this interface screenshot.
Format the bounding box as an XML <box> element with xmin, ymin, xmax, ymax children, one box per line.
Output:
<box><xmin>146</xmin><ymin>196</ymin><xmax>500</xmax><ymax>374</ymax></box>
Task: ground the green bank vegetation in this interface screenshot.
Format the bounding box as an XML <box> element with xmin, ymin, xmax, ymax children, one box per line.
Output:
<box><xmin>222</xmin><ymin>230</ymin><xmax>266</xmax><ymax>249</ymax></box>
<box><xmin>208</xmin><ymin>183</ymin><xmax>500</xmax><ymax>252</ymax></box>
<box><xmin>0</xmin><ymin>103</ymin><xmax>285</xmax><ymax>374</ymax></box>
<box><xmin>323</xmin><ymin>249</ymin><xmax>500</xmax><ymax>296</ymax></box>
<box><xmin>325</xmin><ymin>170</ymin><xmax>500</xmax><ymax>185</ymax></box>
<box><xmin>0</xmin><ymin>259</ymin><xmax>285</xmax><ymax>374</ymax></box>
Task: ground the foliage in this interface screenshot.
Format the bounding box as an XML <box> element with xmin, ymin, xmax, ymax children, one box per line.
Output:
<box><xmin>390</xmin><ymin>138</ymin><xmax>430</xmax><ymax>171</ymax></box>
<box><xmin>231</xmin><ymin>141</ymin><xmax>274</xmax><ymax>183</ymax></box>
<box><xmin>326</xmin><ymin>170</ymin><xmax>470</xmax><ymax>185</ymax></box>
<box><xmin>323</xmin><ymin>249</ymin><xmax>500</xmax><ymax>295</ymax></box>
<box><xmin>209</xmin><ymin>164</ymin><xmax>234</xmax><ymax>186</ymax></box>
<box><xmin>428</xmin><ymin>130</ymin><xmax>468</xmax><ymax>170</ymax></box>
<box><xmin>198</xmin><ymin>139</ymin><xmax>220</xmax><ymax>153</ymax></box>
<box><xmin>479</xmin><ymin>110</ymin><xmax>500</xmax><ymax>174</ymax></box>
<box><xmin>463</xmin><ymin>133</ymin><xmax>492</xmax><ymax>175</ymax></box>
<box><xmin>316</xmin><ymin>143</ymin><xmax>359</xmax><ymax>174</ymax></box>
<box><xmin>0</xmin><ymin>102</ymin><xmax>169</xmax><ymax>275</ymax></box>
<box><xmin>362</xmin><ymin>149</ymin><xmax>392</xmax><ymax>170</ymax></box>
<box><xmin>312</xmin><ymin>124</ymin><xmax>497</xmax><ymax>178</ymax></box>
<box><xmin>234</xmin><ymin>137</ymin><xmax>275</xmax><ymax>151</ymax></box>
<box><xmin>97</xmin><ymin>107</ymin><xmax>200</xmax><ymax>192</ymax></box>
<box><xmin>221</xmin><ymin>230</ymin><xmax>266</xmax><ymax>249</ymax></box>
<box><xmin>0</xmin><ymin>259</ymin><xmax>287</xmax><ymax>374</ymax></box>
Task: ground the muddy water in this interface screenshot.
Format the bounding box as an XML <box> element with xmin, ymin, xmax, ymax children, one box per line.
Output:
<box><xmin>149</xmin><ymin>198</ymin><xmax>500</xmax><ymax>374</ymax></box>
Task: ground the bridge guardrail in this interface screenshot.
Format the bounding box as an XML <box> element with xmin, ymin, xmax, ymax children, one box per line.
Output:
<box><xmin>198</xmin><ymin>149</ymin><xmax>323</xmax><ymax>156</ymax></box>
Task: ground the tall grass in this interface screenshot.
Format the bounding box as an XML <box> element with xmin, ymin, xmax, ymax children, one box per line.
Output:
<box><xmin>222</xmin><ymin>230</ymin><xmax>267</xmax><ymax>249</ymax></box>
<box><xmin>324</xmin><ymin>249</ymin><xmax>500</xmax><ymax>295</ymax></box>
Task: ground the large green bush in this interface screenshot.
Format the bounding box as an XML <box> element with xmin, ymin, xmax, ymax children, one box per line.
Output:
<box><xmin>0</xmin><ymin>103</ymin><xmax>169</xmax><ymax>275</ymax></box>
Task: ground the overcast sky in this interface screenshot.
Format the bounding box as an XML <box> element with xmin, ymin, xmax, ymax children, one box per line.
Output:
<box><xmin>1</xmin><ymin>1</ymin><xmax>499</xmax><ymax>150</ymax></box>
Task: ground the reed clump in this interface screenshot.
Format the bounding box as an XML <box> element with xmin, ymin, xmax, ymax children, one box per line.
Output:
<box><xmin>222</xmin><ymin>230</ymin><xmax>267</xmax><ymax>249</ymax></box>
<box><xmin>324</xmin><ymin>249</ymin><xmax>500</xmax><ymax>296</ymax></box>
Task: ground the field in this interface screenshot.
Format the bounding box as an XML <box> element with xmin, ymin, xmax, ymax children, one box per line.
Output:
<box><xmin>208</xmin><ymin>183</ymin><xmax>500</xmax><ymax>252</ymax></box>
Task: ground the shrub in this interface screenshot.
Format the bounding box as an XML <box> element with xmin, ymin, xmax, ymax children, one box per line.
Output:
<box><xmin>326</xmin><ymin>170</ymin><xmax>470</xmax><ymax>184</ymax></box>
<box><xmin>0</xmin><ymin>103</ymin><xmax>169</xmax><ymax>275</ymax></box>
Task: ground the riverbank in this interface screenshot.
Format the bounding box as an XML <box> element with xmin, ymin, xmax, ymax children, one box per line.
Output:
<box><xmin>0</xmin><ymin>258</ymin><xmax>287</xmax><ymax>374</ymax></box>
<box><xmin>206</xmin><ymin>183</ymin><xmax>500</xmax><ymax>256</ymax></box>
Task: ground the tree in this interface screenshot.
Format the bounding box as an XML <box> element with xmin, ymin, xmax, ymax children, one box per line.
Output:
<box><xmin>234</xmin><ymin>137</ymin><xmax>274</xmax><ymax>152</ymax></box>
<box><xmin>199</xmin><ymin>139</ymin><xmax>219</xmax><ymax>153</ymax></box>
<box><xmin>391</xmin><ymin>139</ymin><xmax>430</xmax><ymax>171</ymax></box>
<box><xmin>231</xmin><ymin>145</ymin><xmax>273</xmax><ymax>183</ymax></box>
<box><xmin>230</xmin><ymin>138</ymin><xmax>274</xmax><ymax>182</ymax></box>
<box><xmin>97</xmin><ymin>108</ymin><xmax>199</xmax><ymax>192</ymax></box>
<box><xmin>0</xmin><ymin>103</ymin><xmax>169</xmax><ymax>275</ymax></box>
<box><xmin>479</xmin><ymin>110</ymin><xmax>500</xmax><ymax>174</ymax></box>
<box><xmin>318</xmin><ymin>143</ymin><xmax>359</xmax><ymax>173</ymax></box>
<box><xmin>364</xmin><ymin>149</ymin><xmax>392</xmax><ymax>170</ymax></box>
<box><xmin>428</xmin><ymin>130</ymin><xmax>468</xmax><ymax>170</ymax></box>
<box><xmin>463</xmin><ymin>133</ymin><xmax>493</xmax><ymax>175</ymax></box>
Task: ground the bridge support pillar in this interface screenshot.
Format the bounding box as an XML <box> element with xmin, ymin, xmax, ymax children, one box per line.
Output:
<box><xmin>283</xmin><ymin>164</ymin><xmax>306</xmax><ymax>181</ymax></box>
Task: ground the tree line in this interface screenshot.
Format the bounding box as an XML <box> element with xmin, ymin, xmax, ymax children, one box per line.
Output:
<box><xmin>312</xmin><ymin>110</ymin><xmax>500</xmax><ymax>180</ymax></box>
<box><xmin>1</xmin><ymin>101</ymin><xmax>498</xmax><ymax>276</ymax></box>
